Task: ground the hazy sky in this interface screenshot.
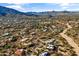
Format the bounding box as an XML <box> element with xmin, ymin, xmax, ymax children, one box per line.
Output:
<box><xmin>0</xmin><ymin>0</ymin><xmax>79</xmax><ymax>12</ymax></box>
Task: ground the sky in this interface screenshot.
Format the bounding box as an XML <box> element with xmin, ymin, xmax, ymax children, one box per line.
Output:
<box><xmin>0</xmin><ymin>0</ymin><xmax>79</xmax><ymax>12</ymax></box>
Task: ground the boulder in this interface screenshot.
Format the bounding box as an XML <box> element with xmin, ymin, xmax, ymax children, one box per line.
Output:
<box><xmin>15</xmin><ymin>49</ymin><xmax>25</xmax><ymax>56</ymax></box>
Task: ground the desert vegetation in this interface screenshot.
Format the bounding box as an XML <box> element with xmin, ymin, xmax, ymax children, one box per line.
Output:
<box><xmin>0</xmin><ymin>14</ymin><xmax>79</xmax><ymax>56</ymax></box>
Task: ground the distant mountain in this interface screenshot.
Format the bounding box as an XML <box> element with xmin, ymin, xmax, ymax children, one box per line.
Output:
<box><xmin>0</xmin><ymin>6</ymin><xmax>79</xmax><ymax>16</ymax></box>
<box><xmin>0</xmin><ymin>6</ymin><xmax>39</xmax><ymax>16</ymax></box>
<box><xmin>27</xmin><ymin>11</ymin><xmax>79</xmax><ymax>16</ymax></box>
<box><xmin>0</xmin><ymin>6</ymin><xmax>28</xmax><ymax>16</ymax></box>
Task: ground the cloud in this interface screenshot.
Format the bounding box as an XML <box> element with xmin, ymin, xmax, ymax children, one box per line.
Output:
<box><xmin>0</xmin><ymin>0</ymin><xmax>79</xmax><ymax>11</ymax></box>
<box><xmin>0</xmin><ymin>0</ymin><xmax>79</xmax><ymax>4</ymax></box>
<box><xmin>3</xmin><ymin>3</ymin><xmax>79</xmax><ymax>12</ymax></box>
<box><xmin>4</xmin><ymin>3</ymin><xmax>59</xmax><ymax>12</ymax></box>
<box><xmin>0</xmin><ymin>1</ymin><xmax>79</xmax><ymax>12</ymax></box>
<box><xmin>59</xmin><ymin>3</ymin><xmax>79</xmax><ymax>10</ymax></box>
<box><xmin>59</xmin><ymin>3</ymin><xmax>69</xmax><ymax>10</ymax></box>
<box><xmin>6</xmin><ymin>4</ymin><xmax>27</xmax><ymax>12</ymax></box>
<box><xmin>5</xmin><ymin>4</ymin><xmax>52</xmax><ymax>12</ymax></box>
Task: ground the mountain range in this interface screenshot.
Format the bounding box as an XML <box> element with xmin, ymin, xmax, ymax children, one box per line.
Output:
<box><xmin>0</xmin><ymin>6</ymin><xmax>79</xmax><ymax>16</ymax></box>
